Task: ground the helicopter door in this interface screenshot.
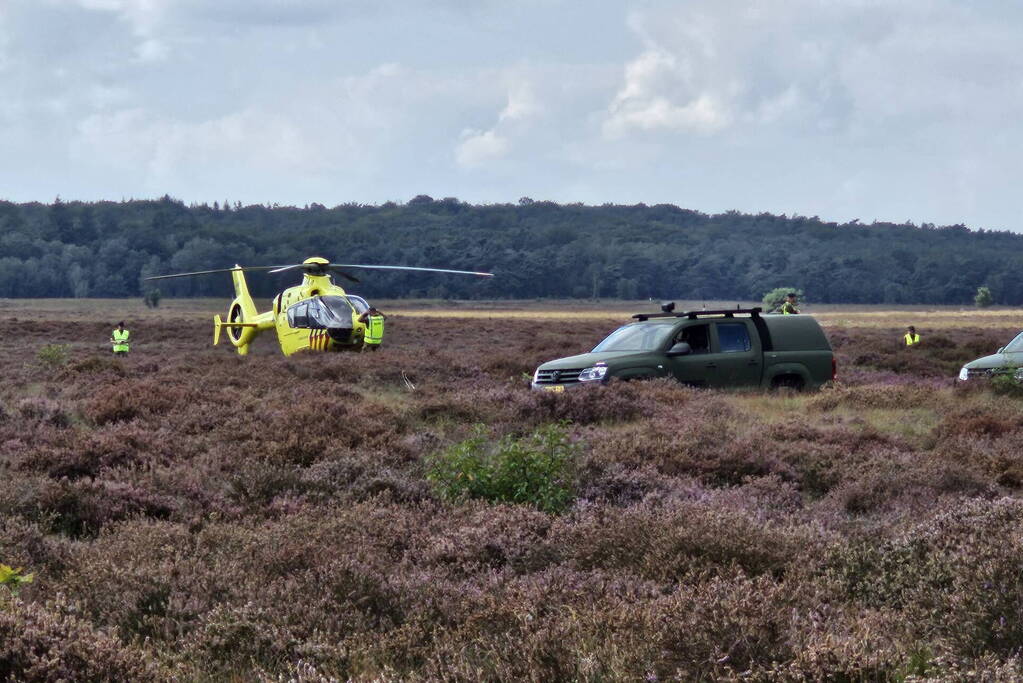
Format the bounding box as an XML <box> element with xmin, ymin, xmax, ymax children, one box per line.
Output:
<box><xmin>287</xmin><ymin>302</ymin><xmax>310</xmax><ymax>328</ymax></box>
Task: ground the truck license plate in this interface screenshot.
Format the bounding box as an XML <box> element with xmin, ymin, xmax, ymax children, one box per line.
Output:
<box><xmin>543</xmin><ymin>385</ymin><xmax>565</xmax><ymax>393</ymax></box>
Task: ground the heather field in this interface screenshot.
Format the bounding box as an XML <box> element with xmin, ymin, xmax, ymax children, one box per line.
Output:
<box><xmin>5</xmin><ymin>300</ymin><xmax>1023</xmax><ymax>681</ymax></box>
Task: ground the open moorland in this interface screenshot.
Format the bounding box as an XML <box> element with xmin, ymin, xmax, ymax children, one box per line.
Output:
<box><xmin>4</xmin><ymin>300</ymin><xmax>1023</xmax><ymax>681</ymax></box>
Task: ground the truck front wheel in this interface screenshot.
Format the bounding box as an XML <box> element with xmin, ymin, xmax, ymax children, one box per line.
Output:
<box><xmin>771</xmin><ymin>375</ymin><xmax>806</xmax><ymax>392</ymax></box>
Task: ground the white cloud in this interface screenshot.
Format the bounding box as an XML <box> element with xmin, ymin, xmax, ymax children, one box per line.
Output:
<box><xmin>73</xmin><ymin>0</ymin><xmax>171</xmax><ymax>61</ymax></box>
<box><xmin>499</xmin><ymin>80</ymin><xmax>539</xmax><ymax>122</ymax></box>
<box><xmin>453</xmin><ymin>76</ymin><xmax>541</xmax><ymax>168</ymax></box>
<box><xmin>0</xmin><ymin>4</ymin><xmax>12</xmax><ymax>73</ymax></box>
<box><xmin>133</xmin><ymin>37</ymin><xmax>167</xmax><ymax>62</ymax></box>
<box><xmin>455</xmin><ymin>129</ymin><xmax>509</xmax><ymax>168</ymax></box>
<box><xmin>72</xmin><ymin>106</ymin><xmax>323</xmax><ymax>193</ymax></box>
<box><xmin>3</xmin><ymin>0</ymin><xmax>1023</xmax><ymax>230</ymax></box>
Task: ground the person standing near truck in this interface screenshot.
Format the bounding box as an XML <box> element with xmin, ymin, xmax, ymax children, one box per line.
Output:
<box><xmin>780</xmin><ymin>293</ymin><xmax>800</xmax><ymax>315</ymax></box>
<box><xmin>904</xmin><ymin>326</ymin><xmax>921</xmax><ymax>346</ymax></box>
<box><xmin>110</xmin><ymin>321</ymin><xmax>130</xmax><ymax>355</ymax></box>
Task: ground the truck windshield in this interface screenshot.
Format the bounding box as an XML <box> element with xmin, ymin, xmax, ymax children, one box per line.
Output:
<box><xmin>592</xmin><ymin>324</ymin><xmax>674</xmax><ymax>352</ymax></box>
<box><xmin>1004</xmin><ymin>331</ymin><xmax>1023</xmax><ymax>353</ymax></box>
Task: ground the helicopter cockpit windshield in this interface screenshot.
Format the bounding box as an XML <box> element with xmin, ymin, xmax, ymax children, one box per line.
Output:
<box><xmin>288</xmin><ymin>296</ymin><xmax>355</xmax><ymax>330</ymax></box>
<box><xmin>315</xmin><ymin>296</ymin><xmax>354</xmax><ymax>327</ymax></box>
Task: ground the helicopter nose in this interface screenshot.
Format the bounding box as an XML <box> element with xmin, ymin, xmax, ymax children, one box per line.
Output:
<box><xmin>327</xmin><ymin>325</ymin><xmax>353</xmax><ymax>343</ymax></box>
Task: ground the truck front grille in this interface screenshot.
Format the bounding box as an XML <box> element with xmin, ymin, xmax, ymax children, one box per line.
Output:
<box><xmin>534</xmin><ymin>368</ymin><xmax>584</xmax><ymax>385</ymax></box>
<box><xmin>967</xmin><ymin>368</ymin><xmax>1013</xmax><ymax>379</ymax></box>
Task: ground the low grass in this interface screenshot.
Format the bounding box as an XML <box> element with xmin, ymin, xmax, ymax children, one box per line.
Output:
<box><xmin>731</xmin><ymin>392</ymin><xmax>815</xmax><ymax>422</ymax></box>
<box><xmin>733</xmin><ymin>392</ymin><xmax>941</xmax><ymax>447</ymax></box>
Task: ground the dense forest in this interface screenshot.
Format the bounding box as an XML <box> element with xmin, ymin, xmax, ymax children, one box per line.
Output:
<box><xmin>1</xmin><ymin>195</ymin><xmax>1021</xmax><ymax>304</ymax></box>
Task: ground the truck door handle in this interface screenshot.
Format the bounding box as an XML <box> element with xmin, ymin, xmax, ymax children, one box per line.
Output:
<box><xmin>704</xmin><ymin>363</ymin><xmax>717</xmax><ymax>369</ymax></box>
<box><xmin>747</xmin><ymin>360</ymin><xmax>759</xmax><ymax>366</ymax></box>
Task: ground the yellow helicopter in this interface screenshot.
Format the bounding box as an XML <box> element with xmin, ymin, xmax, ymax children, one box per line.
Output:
<box><xmin>145</xmin><ymin>257</ymin><xmax>493</xmax><ymax>356</ymax></box>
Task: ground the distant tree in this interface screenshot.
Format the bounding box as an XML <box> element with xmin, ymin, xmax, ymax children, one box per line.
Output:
<box><xmin>616</xmin><ymin>278</ymin><xmax>639</xmax><ymax>300</ymax></box>
<box><xmin>49</xmin><ymin>196</ymin><xmax>73</xmax><ymax>241</ymax></box>
<box><xmin>10</xmin><ymin>197</ymin><xmax>1023</xmax><ymax>304</ymax></box>
<box><xmin>763</xmin><ymin>287</ymin><xmax>804</xmax><ymax>312</ymax></box>
<box><xmin>68</xmin><ymin>264</ymin><xmax>89</xmax><ymax>298</ymax></box>
<box><xmin>975</xmin><ymin>285</ymin><xmax>994</xmax><ymax>308</ymax></box>
<box><xmin>75</xmin><ymin>206</ymin><xmax>98</xmax><ymax>244</ymax></box>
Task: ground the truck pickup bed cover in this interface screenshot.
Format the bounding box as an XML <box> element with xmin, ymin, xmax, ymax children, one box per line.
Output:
<box><xmin>761</xmin><ymin>315</ymin><xmax>831</xmax><ymax>351</ymax></box>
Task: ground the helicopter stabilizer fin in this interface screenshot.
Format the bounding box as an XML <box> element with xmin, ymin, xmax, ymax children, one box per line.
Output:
<box><xmin>214</xmin><ymin>315</ymin><xmax>260</xmax><ymax>347</ymax></box>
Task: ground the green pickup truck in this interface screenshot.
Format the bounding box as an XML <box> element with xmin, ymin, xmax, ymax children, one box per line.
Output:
<box><xmin>532</xmin><ymin>307</ymin><xmax>835</xmax><ymax>391</ymax></box>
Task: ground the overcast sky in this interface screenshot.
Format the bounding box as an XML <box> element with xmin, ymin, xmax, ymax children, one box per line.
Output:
<box><xmin>2</xmin><ymin>0</ymin><xmax>1022</xmax><ymax>230</ymax></box>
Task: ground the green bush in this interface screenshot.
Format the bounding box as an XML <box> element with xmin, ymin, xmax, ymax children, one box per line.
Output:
<box><xmin>426</xmin><ymin>424</ymin><xmax>578</xmax><ymax>513</ymax></box>
<box><xmin>990</xmin><ymin>370</ymin><xmax>1023</xmax><ymax>398</ymax></box>
<box><xmin>975</xmin><ymin>285</ymin><xmax>994</xmax><ymax>308</ymax></box>
<box><xmin>762</xmin><ymin>287</ymin><xmax>803</xmax><ymax>313</ymax></box>
<box><xmin>0</xmin><ymin>564</ymin><xmax>33</xmax><ymax>595</ymax></box>
<box><xmin>36</xmin><ymin>344</ymin><xmax>70</xmax><ymax>369</ymax></box>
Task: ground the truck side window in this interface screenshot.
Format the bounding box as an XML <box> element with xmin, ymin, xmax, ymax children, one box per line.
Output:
<box><xmin>677</xmin><ymin>324</ymin><xmax>710</xmax><ymax>354</ymax></box>
<box><xmin>717</xmin><ymin>323</ymin><xmax>752</xmax><ymax>353</ymax></box>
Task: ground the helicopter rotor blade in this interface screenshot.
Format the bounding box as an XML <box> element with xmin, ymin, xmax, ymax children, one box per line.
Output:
<box><xmin>267</xmin><ymin>264</ymin><xmax>307</xmax><ymax>274</ymax></box>
<box><xmin>327</xmin><ymin>267</ymin><xmax>361</xmax><ymax>283</ymax></box>
<box><xmin>143</xmin><ymin>265</ymin><xmax>291</xmax><ymax>281</ymax></box>
<box><xmin>145</xmin><ymin>262</ymin><xmax>493</xmax><ymax>281</ymax></box>
<box><xmin>329</xmin><ymin>264</ymin><xmax>494</xmax><ymax>277</ymax></box>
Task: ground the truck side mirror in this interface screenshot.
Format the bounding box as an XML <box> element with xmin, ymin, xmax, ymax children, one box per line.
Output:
<box><xmin>998</xmin><ymin>347</ymin><xmax>1005</xmax><ymax>354</ymax></box>
<box><xmin>667</xmin><ymin>342</ymin><xmax>692</xmax><ymax>356</ymax></box>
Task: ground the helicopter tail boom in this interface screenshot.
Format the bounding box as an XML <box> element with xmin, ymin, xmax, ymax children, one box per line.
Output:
<box><xmin>221</xmin><ymin>266</ymin><xmax>273</xmax><ymax>355</ymax></box>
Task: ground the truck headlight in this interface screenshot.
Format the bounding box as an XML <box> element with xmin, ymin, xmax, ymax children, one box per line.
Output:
<box><xmin>1015</xmin><ymin>368</ymin><xmax>1023</xmax><ymax>381</ymax></box>
<box><xmin>578</xmin><ymin>365</ymin><xmax>608</xmax><ymax>382</ymax></box>
<box><xmin>959</xmin><ymin>366</ymin><xmax>969</xmax><ymax>381</ymax></box>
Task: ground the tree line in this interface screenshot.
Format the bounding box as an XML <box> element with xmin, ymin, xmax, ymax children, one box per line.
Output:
<box><xmin>1</xmin><ymin>195</ymin><xmax>1021</xmax><ymax>304</ymax></box>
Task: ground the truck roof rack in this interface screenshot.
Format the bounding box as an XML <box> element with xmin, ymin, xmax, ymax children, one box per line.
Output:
<box><xmin>632</xmin><ymin>307</ymin><xmax>763</xmax><ymax>321</ymax></box>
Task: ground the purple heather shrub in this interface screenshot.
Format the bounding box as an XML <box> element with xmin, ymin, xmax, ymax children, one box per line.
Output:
<box><xmin>0</xmin><ymin>595</ymin><xmax>160</xmax><ymax>681</ymax></box>
<box><xmin>1</xmin><ymin>314</ymin><xmax>1022</xmax><ymax>678</ymax></box>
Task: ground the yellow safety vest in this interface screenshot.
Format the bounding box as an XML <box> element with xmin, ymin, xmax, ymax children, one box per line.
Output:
<box><xmin>364</xmin><ymin>315</ymin><xmax>384</xmax><ymax>345</ymax></box>
<box><xmin>781</xmin><ymin>302</ymin><xmax>798</xmax><ymax>315</ymax></box>
<box><xmin>904</xmin><ymin>333</ymin><xmax>920</xmax><ymax>346</ymax></box>
<box><xmin>112</xmin><ymin>329</ymin><xmax>130</xmax><ymax>352</ymax></box>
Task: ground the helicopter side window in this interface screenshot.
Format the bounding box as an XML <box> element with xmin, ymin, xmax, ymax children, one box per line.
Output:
<box><xmin>346</xmin><ymin>295</ymin><xmax>369</xmax><ymax>315</ymax></box>
<box><xmin>287</xmin><ymin>302</ymin><xmax>310</xmax><ymax>328</ymax></box>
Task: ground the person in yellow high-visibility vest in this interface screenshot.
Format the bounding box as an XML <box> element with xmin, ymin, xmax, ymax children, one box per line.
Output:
<box><xmin>904</xmin><ymin>325</ymin><xmax>921</xmax><ymax>346</ymax></box>
<box><xmin>110</xmin><ymin>321</ymin><xmax>131</xmax><ymax>355</ymax></box>
<box><xmin>358</xmin><ymin>307</ymin><xmax>385</xmax><ymax>351</ymax></box>
<box><xmin>780</xmin><ymin>292</ymin><xmax>800</xmax><ymax>315</ymax></box>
